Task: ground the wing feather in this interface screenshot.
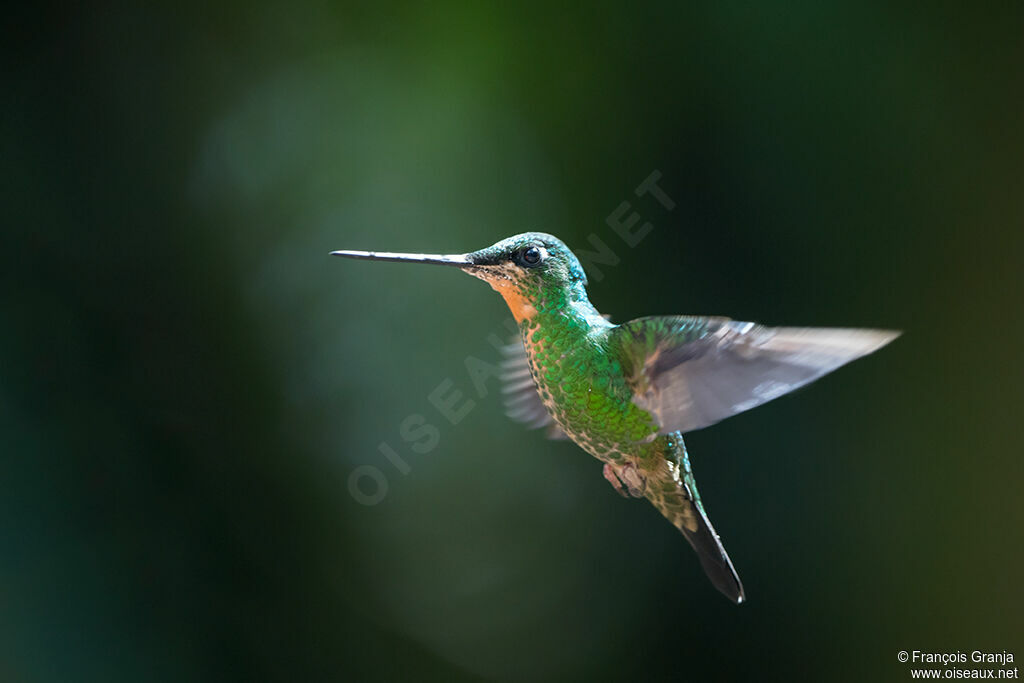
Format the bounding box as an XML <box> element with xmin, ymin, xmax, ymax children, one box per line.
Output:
<box><xmin>613</xmin><ymin>316</ymin><xmax>899</xmax><ymax>434</ymax></box>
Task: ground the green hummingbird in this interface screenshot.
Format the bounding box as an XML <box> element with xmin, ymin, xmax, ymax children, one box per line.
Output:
<box><xmin>332</xmin><ymin>233</ymin><xmax>898</xmax><ymax>603</ymax></box>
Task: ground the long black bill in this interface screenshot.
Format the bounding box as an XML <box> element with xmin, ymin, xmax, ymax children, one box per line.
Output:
<box><xmin>330</xmin><ymin>250</ymin><xmax>474</xmax><ymax>267</ymax></box>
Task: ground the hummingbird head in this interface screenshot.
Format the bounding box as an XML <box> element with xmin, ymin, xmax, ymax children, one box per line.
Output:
<box><xmin>332</xmin><ymin>232</ymin><xmax>588</xmax><ymax>322</ymax></box>
<box><xmin>462</xmin><ymin>232</ymin><xmax>589</xmax><ymax>320</ymax></box>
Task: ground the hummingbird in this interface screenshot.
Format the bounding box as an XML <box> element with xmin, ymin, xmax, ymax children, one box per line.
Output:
<box><xmin>332</xmin><ymin>233</ymin><xmax>898</xmax><ymax>603</ymax></box>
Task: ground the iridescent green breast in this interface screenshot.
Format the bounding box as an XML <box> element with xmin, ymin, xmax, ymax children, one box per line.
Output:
<box><xmin>517</xmin><ymin>306</ymin><xmax>661</xmax><ymax>464</ymax></box>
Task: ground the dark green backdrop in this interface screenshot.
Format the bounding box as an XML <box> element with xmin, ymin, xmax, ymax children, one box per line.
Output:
<box><xmin>5</xmin><ymin>2</ymin><xmax>1023</xmax><ymax>681</ymax></box>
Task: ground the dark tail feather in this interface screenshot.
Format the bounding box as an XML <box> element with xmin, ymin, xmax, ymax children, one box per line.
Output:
<box><xmin>679</xmin><ymin>496</ymin><xmax>746</xmax><ymax>604</ymax></box>
<box><xmin>643</xmin><ymin>436</ymin><xmax>746</xmax><ymax>604</ymax></box>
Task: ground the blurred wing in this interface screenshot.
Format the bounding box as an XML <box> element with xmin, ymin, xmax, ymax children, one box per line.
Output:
<box><xmin>613</xmin><ymin>316</ymin><xmax>899</xmax><ymax>434</ymax></box>
<box><xmin>500</xmin><ymin>337</ymin><xmax>567</xmax><ymax>440</ymax></box>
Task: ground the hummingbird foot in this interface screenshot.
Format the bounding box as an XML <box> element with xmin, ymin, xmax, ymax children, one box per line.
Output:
<box><xmin>603</xmin><ymin>464</ymin><xmax>630</xmax><ymax>497</ymax></box>
<box><xmin>603</xmin><ymin>462</ymin><xmax>647</xmax><ymax>498</ymax></box>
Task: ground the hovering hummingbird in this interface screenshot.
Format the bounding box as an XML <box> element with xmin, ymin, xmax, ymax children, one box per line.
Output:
<box><xmin>332</xmin><ymin>233</ymin><xmax>898</xmax><ymax>603</ymax></box>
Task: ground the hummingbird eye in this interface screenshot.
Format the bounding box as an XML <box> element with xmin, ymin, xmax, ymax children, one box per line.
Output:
<box><xmin>518</xmin><ymin>245</ymin><xmax>543</xmax><ymax>268</ymax></box>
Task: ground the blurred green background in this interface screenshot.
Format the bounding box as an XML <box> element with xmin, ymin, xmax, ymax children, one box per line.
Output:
<box><xmin>5</xmin><ymin>2</ymin><xmax>1023</xmax><ymax>681</ymax></box>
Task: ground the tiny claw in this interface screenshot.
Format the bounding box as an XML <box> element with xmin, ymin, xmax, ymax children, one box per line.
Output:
<box><xmin>603</xmin><ymin>464</ymin><xmax>630</xmax><ymax>498</ymax></box>
<box><xmin>603</xmin><ymin>462</ymin><xmax>647</xmax><ymax>498</ymax></box>
<box><xmin>619</xmin><ymin>463</ymin><xmax>647</xmax><ymax>497</ymax></box>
